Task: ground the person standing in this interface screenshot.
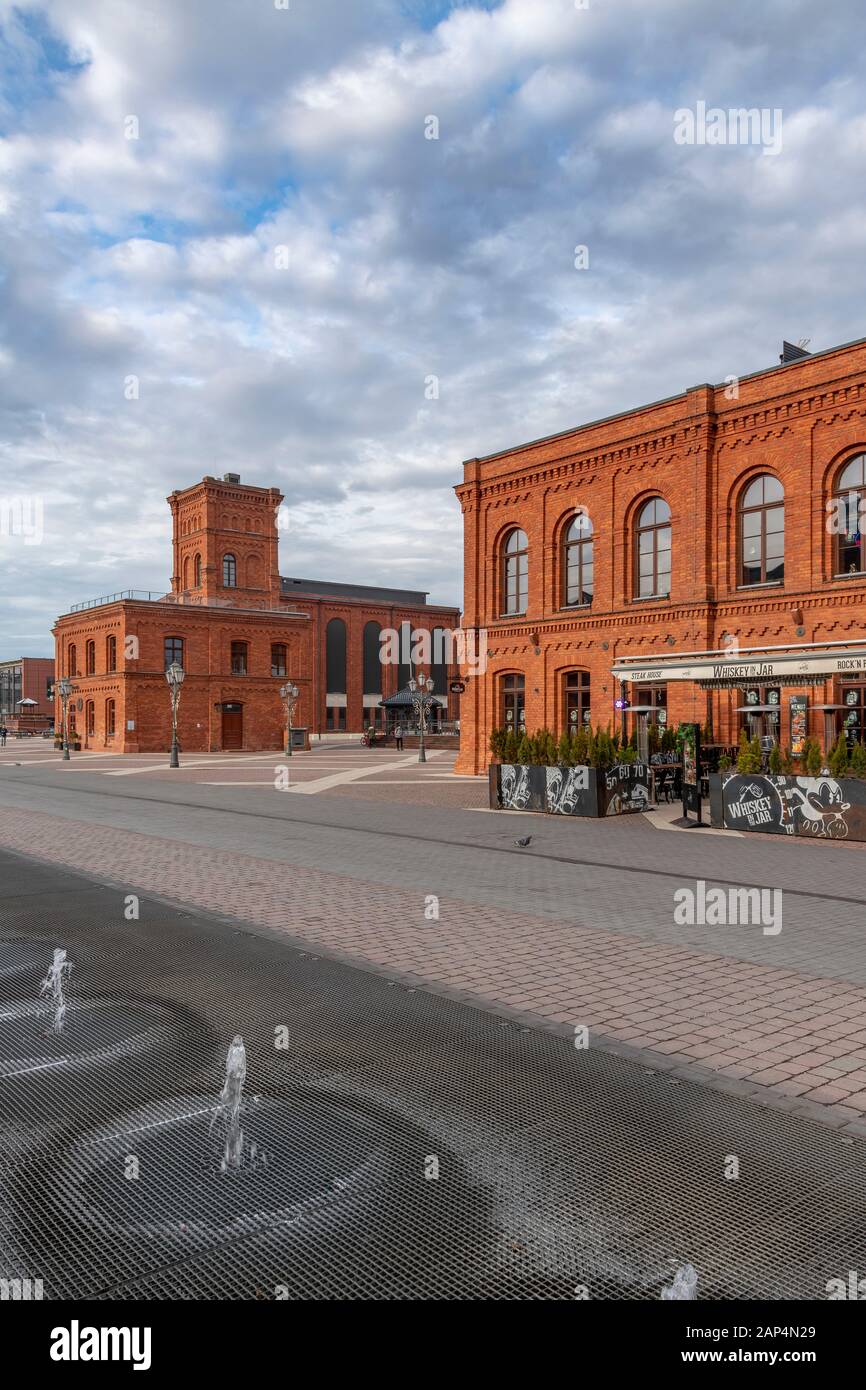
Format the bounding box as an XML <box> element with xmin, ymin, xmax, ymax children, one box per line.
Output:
<box><xmin>394</xmin><ymin>721</ymin><xmax>404</xmax><ymax>751</ymax></box>
<box><xmin>0</xmin><ymin>726</ymin><xmax>7</xmax><ymax>747</ymax></box>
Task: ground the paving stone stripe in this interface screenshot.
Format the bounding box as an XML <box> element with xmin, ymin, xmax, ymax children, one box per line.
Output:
<box><xmin>3</xmin><ymin>804</ymin><xmax>866</xmax><ymax>1132</ymax></box>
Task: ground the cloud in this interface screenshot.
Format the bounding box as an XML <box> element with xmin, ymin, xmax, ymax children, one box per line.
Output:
<box><xmin>1</xmin><ymin>0</ymin><xmax>866</xmax><ymax>650</ymax></box>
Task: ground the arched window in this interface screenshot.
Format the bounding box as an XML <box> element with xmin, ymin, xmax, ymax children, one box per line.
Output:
<box><xmin>363</xmin><ymin>621</ymin><xmax>382</xmax><ymax>694</ymax></box>
<box><xmin>833</xmin><ymin>454</ymin><xmax>866</xmax><ymax>575</ymax></box>
<box><xmin>223</xmin><ymin>553</ymin><xmax>237</xmax><ymax>588</ymax></box>
<box><xmin>501</xmin><ymin>673</ymin><xmax>526</xmax><ymax>731</ymax></box>
<box><xmin>635</xmin><ymin>498</ymin><xmax>671</xmax><ymax>598</ymax></box>
<box><xmin>502</xmin><ymin>528</ymin><xmax>528</xmax><ymax>615</ymax></box>
<box><xmin>85</xmin><ymin>640</ymin><xmax>96</xmax><ymax>675</ymax></box>
<box><xmin>740</xmin><ymin>475</ymin><xmax>784</xmax><ymax>586</ymax></box>
<box><xmin>85</xmin><ymin>700</ymin><xmax>95</xmax><ymax>738</ymax></box>
<box><xmin>563</xmin><ymin>513</ymin><xmax>594</xmax><ymax>606</ymax></box>
<box><xmin>183</xmin><ymin>556</ymin><xmax>190</xmax><ymax>589</ymax></box>
<box><xmin>106</xmin><ymin>635</ymin><xmax>117</xmax><ymax>672</ymax></box>
<box><xmin>105</xmin><ymin>698</ymin><xmax>116</xmax><ymax>737</ymax></box>
<box><xmin>563</xmin><ymin>670</ymin><xmax>591</xmax><ymax>730</ymax></box>
<box><xmin>431</xmin><ymin>627</ymin><xmax>448</xmax><ymax>695</ymax></box>
<box><xmin>68</xmin><ymin>644</ymin><xmax>77</xmax><ymax>677</ymax></box>
<box><xmin>194</xmin><ymin>553</ymin><xmax>202</xmax><ymax>587</ymax></box>
<box><xmin>271</xmin><ymin>643</ymin><xmax>287</xmax><ymax>678</ymax></box>
<box><xmin>326</xmin><ymin>618</ymin><xmax>347</xmax><ymax>693</ymax></box>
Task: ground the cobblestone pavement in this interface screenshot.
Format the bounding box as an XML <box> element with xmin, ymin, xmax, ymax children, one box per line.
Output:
<box><xmin>2</xmin><ymin>744</ymin><xmax>866</xmax><ymax>1134</ymax></box>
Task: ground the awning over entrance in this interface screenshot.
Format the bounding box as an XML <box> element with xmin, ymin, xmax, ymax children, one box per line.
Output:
<box><xmin>611</xmin><ymin>640</ymin><xmax>866</xmax><ymax>689</ymax></box>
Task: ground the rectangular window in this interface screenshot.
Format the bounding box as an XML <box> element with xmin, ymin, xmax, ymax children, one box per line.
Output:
<box><xmin>271</xmin><ymin>643</ymin><xmax>287</xmax><ymax>678</ymax></box>
<box><xmin>164</xmin><ymin>637</ymin><xmax>184</xmax><ymax>670</ymax></box>
<box><xmin>231</xmin><ymin>641</ymin><xmax>248</xmax><ymax>675</ymax></box>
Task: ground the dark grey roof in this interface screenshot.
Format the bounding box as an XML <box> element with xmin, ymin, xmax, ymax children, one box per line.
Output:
<box><xmin>280</xmin><ymin>576</ymin><xmax>429</xmax><ymax>605</ymax></box>
<box><xmin>379</xmin><ymin>686</ymin><xmax>446</xmax><ymax>708</ymax></box>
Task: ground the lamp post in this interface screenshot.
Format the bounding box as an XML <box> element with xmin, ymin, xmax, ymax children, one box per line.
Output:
<box><xmin>408</xmin><ymin>674</ymin><xmax>435</xmax><ymax>764</ymax></box>
<box><xmin>279</xmin><ymin>681</ymin><xmax>300</xmax><ymax>756</ymax></box>
<box><xmin>165</xmin><ymin>662</ymin><xmax>185</xmax><ymax>768</ymax></box>
<box><xmin>57</xmin><ymin>677</ymin><xmax>74</xmax><ymax>761</ymax></box>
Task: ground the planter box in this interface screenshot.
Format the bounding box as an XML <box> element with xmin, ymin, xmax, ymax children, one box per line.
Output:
<box><xmin>489</xmin><ymin>762</ymin><xmax>651</xmax><ymax>817</ymax></box>
<box><xmin>710</xmin><ymin>771</ymin><xmax>866</xmax><ymax>842</ymax></box>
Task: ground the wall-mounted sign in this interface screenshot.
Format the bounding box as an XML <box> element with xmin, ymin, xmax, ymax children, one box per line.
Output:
<box><xmin>449</xmin><ymin>681</ymin><xmax>466</xmax><ymax>694</ymax></box>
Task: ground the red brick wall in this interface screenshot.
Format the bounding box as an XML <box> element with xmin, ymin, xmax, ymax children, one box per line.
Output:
<box><xmin>455</xmin><ymin>339</ymin><xmax>866</xmax><ymax>774</ymax></box>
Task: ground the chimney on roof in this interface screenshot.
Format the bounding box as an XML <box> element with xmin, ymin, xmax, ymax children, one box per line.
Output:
<box><xmin>779</xmin><ymin>340</ymin><xmax>811</xmax><ymax>365</ymax></box>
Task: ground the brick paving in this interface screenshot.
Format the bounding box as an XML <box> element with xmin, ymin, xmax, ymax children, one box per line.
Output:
<box><xmin>3</xmin><ymin>793</ymin><xmax>866</xmax><ymax>1133</ymax></box>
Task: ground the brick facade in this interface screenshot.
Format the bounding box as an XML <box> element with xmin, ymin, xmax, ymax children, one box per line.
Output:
<box><xmin>455</xmin><ymin>336</ymin><xmax>866</xmax><ymax>775</ymax></box>
<box><xmin>53</xmin><ymin>475</ymin><xmax>460</xmax><ymax>753</ymax></box>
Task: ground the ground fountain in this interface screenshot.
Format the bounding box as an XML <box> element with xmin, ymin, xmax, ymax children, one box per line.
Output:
<box><xmin>661</xmin><ymin>1263</ymin><xmax>699</xmax><ymax>1299</ymax></box>
<box><xmin>210</xmin><ymin>1035</ymin><xmax>249</xmax><ymax>1172</ymax></box>
<box><xmin>39</xmin><ymin>948</ymin><xmax>72</xmax><ymax>1034</ymax></box>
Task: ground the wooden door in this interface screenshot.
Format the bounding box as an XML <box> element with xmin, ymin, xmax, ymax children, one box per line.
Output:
<box><xmin>222</xmin><ymin>706</ymin><xmax>243</xmax><ymax>749</ymax></box>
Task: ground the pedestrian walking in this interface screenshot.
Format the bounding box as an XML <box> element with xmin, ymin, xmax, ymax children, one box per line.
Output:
<box><xmin>394</xmin><ymin>722</ymin><xmax>404</xmax><ymax>751</ymax></box>
<box><xmin>0</xmin><ymin>726</ymin><xmax>7</xmax><ymax>747</ymax></box>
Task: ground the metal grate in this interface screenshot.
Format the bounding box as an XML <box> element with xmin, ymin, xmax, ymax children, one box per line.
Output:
<box><xmin>1</xmin><ymin>849</ymin><xmax>865</xmax><ymax>1299</ymax></box>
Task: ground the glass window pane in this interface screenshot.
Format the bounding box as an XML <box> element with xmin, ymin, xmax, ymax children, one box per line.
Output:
<box><xmin>743</xmin><ymin>478</ymin><xmax>764</xmax><ymax>507</ymax></box>
<box><xmin>639</xmin><ymin>553</ymin><xmax>654</xmax><ymax>577</ymax></box>
<box><xmin>762</xmin><ymin>475</ymin><xmax>783</xmax><ymax>503</ymax></box>
<box><xmin>765</xmin><ymin>507</ymin><xmax>784</xmax><ymax>534</ymax></box>
<box><xmin>654</xmin><ymin>498</ymin><xmax>671</xmax><ymax>522</ymax></box>
<box><xmin>766</xmin><ymin>556</ymin><xmax>784</xmax><ymax>583</ymax></box>
<box><xmin>656</xmin><ymin>526</ymin><xmax>671</xmax><ymax>553</ymax></box>
<box><xmin>742</xmin><ymin>511</ymin><xmax>761</xmax><ymax>537</ymax></box>
<box><xmin>840</xmin><ymin>457</ymin><xmax>866</xmax><ymax>490</ymax></box>
<box><xmin>638</xmin><ymin>529</ymin><xmax>654</xmax><ymax>552</ymax></box>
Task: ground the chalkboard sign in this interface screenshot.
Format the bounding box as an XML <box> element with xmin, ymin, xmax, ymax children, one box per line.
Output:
<box><xmin>790</xmin><ymin>695</ymin><xmax>807</xmax><ymax>756</ymax></box>
<box><xmin>681</xmin><ymin>723</ymin><xmax>702</xmax><ymax>822</ymax></box>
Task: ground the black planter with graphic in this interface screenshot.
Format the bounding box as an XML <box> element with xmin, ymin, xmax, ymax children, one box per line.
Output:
<box><xmin>489</xmin><ymin>762</ymin><xmax>651</xmax><ymax>817</ymax></box>
<box><xmin>711</xmin><ymin>770</ymin><xmax>866</xmax><ymax>841</ymax></box>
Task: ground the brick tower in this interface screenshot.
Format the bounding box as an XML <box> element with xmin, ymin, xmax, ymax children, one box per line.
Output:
<box><xmin>167</xmin><ymin>474</ymin><xmax>284</xmax><ymax>607</ymax></box>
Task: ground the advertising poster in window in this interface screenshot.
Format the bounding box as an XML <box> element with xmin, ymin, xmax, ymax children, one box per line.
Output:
<box><xmin>789</xmin><ymin>696</ymin><xmax>808</xmax><ymax>756</ymax></box>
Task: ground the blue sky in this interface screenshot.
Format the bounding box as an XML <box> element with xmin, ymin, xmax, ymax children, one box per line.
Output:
<box><xmin>2</xmin><ymin>0</ymin><xmax>866</xmax><ymax>652</ymax></box>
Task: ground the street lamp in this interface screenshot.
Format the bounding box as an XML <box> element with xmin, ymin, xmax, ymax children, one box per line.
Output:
<box><xmin>407</xmin><ymin>673</ymin><xmax>436</xmax><ymax>764</ymax></box>
<box><xmin>279</xmin><ymin>681</ymin><xmax>300</xmax><ymax>756</ymax></box>
<box><xmin>57</xmin><ymin>677</ymin><xmax>74</xmax><ymax>761</ymax></box>
<box><xmin>165</xmin><ymin>662</ymin><xmax>185</xmax><ymax>768</ymax></box>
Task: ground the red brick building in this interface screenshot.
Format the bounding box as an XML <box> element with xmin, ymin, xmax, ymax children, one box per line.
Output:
<box><xmin>455</xmin><ymin>336</ymin><xmax>866</xmax><ymax>775</ymax></box>
<box><xmin>0</xmin><ymin>657</ymin><xmax>55</xmax><ymax>732</ymax></box>
<box><xmin>53</xmin><ymin>474</ymin><xmax>459</xmax><ymax>752</ymax></box>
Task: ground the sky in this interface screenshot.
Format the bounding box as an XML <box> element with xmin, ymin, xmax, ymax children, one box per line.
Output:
<box><xmin>2</xmin><ymin>0</ymin><xmax>866</xmax><ymax>653</ymax></box>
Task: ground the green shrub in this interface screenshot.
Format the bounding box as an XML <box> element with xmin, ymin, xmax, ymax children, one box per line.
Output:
<box><xmin>718</xmin><ymin>753</ymin><xmax>732</xmax><ymax>773</ymax></box>
<box><xmin>503</xmin><ymin>728</ymin><xmax>520</xmax><ymax>762</ymax></box>
<box><xmin>620</xmin><ymin>745</ymin><xmax>637</xmax><ymax>764</ymax></box>
<box><xmin>557</xmin><ymin>730</ymin><xmax>572</xmax><ymax>765</ymax></box>
<box><xmin>736</xmin><ymin>729</ymin><xmax>752</xmax><ymax>773</ymax></box>
<box><xmin>571</xmin><ymin>727</ymin><xmax>588</xmax><ymax>765</ymax></box>
<box><xmin>806</xmin><ymin>739</ymin><xmax>823</xmax><ymax>777</ymax></box>
<box><xmin>768</xmin><ymin>742</ymin><xmax>783</xmax><ymax>774</ymax></box>
<box><xmin>849</xmin><ymin>741</ymin><xmax>866</xmax><ymax>777</ymax></box>
<box><xmin>516</xmin><ymin>732</ymin><xmax>532</xmax><ymax>765</ymax></box>
<box><xmin>828</xmin><ymin>732</ymin><xmax>850</xmax><ymax>778</ymax></box>
<box><xmin>488</xmin><ymin>726</ymin><xmax>507</xmax><ymax>761</ymax></box>
<box><xmin>781</xmin><ymin>745</ymin><xmax>794</xmax><ymax>774</ymax></box>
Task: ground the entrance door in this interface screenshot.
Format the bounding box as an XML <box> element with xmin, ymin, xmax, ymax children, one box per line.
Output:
<box><xmin>222</xmin><ymin>704</ymin><xmax>243</xmax><ymax>749</ymax></box>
